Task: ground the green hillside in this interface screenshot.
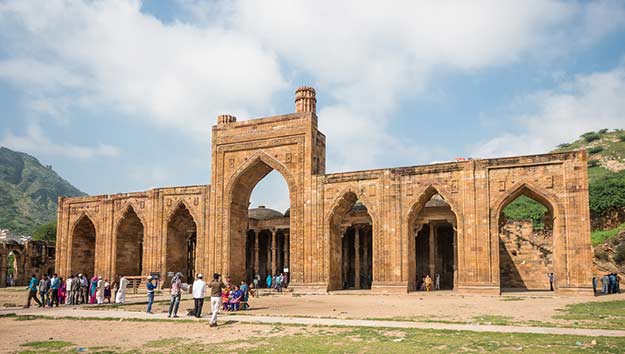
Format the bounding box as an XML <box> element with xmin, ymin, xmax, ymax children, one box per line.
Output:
<box><xmin>0</xmin><ymin>146</ymin><xmax>86</xmax><ymax>235</ymax></box>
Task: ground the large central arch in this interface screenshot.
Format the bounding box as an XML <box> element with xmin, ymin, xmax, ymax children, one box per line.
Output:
<box><xmin>70</xmin><ymin>214</ymin><xmax>96</xmax><ymax>276</ymax></box>
<box><xmin>115</xmin><ymin>206</ymin><xmax>144</xmax><ymax>278</ymax></box>
<box><xmin>225</xmin><ymin>152</ymin><xmax>297</xmax><ymax>284</ymax></box>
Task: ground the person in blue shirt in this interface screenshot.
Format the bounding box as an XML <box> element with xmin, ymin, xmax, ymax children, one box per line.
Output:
<box><xmin>50</xmin><ymin>273</ymin><xmax>60</xmax><ymax>307</ymax></box>
<box><xmin>24</xmin><ymin>274</ymin><xmax>42</xmax><ymax>308</ymax></box>
<box><xmin>266</xmin><ymin>274</ymin><xmax>272</xmax><ymax>289</ymax></box>
<box><xmin>146</xmin><ymin>275</ymin><xmax>158</xmax><ymax>314</ymax></box>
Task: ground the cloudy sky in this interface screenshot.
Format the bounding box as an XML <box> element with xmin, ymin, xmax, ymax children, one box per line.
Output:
<box><xmin>1</xmin><ymin>0</ymin><xmax>625</xmax><ymax>212</ymax></box>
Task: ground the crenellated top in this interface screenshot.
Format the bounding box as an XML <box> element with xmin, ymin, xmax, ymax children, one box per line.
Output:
<box><xmin>217</xmin><ymin>114</ymin><xmax>237</xmax><ymax>125</ymax></box>
<box><xmin>295</xmin><ymin>86</ymin><xmax>316</xmax><ymax>113</ymax></box>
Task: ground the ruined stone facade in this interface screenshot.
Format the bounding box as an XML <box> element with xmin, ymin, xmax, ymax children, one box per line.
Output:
<box><xmin>1</xmin><ymin>238</ymin><xmax>55</xmax><ymax>287</ymax></box>
<box><xmin>55</xmin><ymin>87</ymin><xmax>593</xmax><ymax>295</ymax></box>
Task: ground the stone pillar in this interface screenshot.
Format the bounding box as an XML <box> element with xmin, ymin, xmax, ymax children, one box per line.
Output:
<box><xmin>428</xmin><ymin>223</ymin><xmax>437</xmax><ymax>277</ymax></box>
<box><xmin>0</xmin><ymin>250</ymin><xmax>7</xmax><ymax>288</ymax></box>
<box><xmin>283</xmin><ymin>231</ymin><xmax>290</xmax><ymax>270</ymax></box>
<box><xmin>362</xmin><ymin>228</ymin><xmax>369</xmax><ymax>288</ymax></box>
<box><xmin>453</xmin><ymin>227</ymin><xmax>458</xmax><ymax>289</ymax></box>
<box><xmin>354</xmin><ymin>226</ymin><xmax>361</xmax><ymax>290</ymax></box>
<box><xmin>266</xmin><ymin>231</ymin><xmax>271</xmax><ymax>276</ymax></box>
<box><xmin>271</xmin><ymin>229</ymin><xmax>277</xmax><ymax>276</ymax></box>
<box><xmin>253</xmin><ymin>230</ymin><xmax>260</xmax><ymax>277</ymax></box>
<box><xmin>341</xmin><ymin>227</ymin><xmax>348</xmax><ymax>288</ymax></box>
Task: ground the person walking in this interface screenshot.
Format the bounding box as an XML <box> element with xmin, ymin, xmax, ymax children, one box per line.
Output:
<box><xmin>192</xmin><ymin>273</ymin><xmax>207</xmax><ymax>318</ymax></box>
<box><xmin>208</xmin><ymin>273</ymin><xmax>226</xmax><ymax>327</ymax></box>
<box><xmin>116</xmin><ymin>275</ymin><xmax>129</xmax><ymax>304</ymax></box>
<box><xmin>168</xmin><ymin>272</ymin><xmax>183</xmax><ymax>318</ymax></box>
<box><xmin>49</xmin><ymin>273</ymin><xmax>60</xmax><ymax>307</ymax></box>
<box><xmin>146</xmin><ymin>275</ymin><xmax>158</xmax><ymax>314</ymax></box>
<box><xmin>24</xmin><ymin>274</ymin><xmax>42</xmax><ymax>308</ymax></box>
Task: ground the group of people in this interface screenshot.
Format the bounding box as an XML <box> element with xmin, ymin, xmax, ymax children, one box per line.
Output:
<box><xmin>25</xmin><ymin>272</ymin><xmax>121</xmax><ymax>308</ymax></box>
<box><xmin>593</xmin><ymin>273</ymin><xmax>621</xmax><ymax>295</ymax></box>
<box><xmin>416</xmin><ymin>274</ymin><xmax>441</xmax><ymax>291</ymax></box>
<box><xmin>258</xmin><ymin>273</ymin><xmax>287</xmax><ymax>292</ymax></box>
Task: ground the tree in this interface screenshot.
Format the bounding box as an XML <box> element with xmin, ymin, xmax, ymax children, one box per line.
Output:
<box><xmin>33</xmin><ymin>221</ymin><xmax>57</xmax><ymax>242</ymax></box>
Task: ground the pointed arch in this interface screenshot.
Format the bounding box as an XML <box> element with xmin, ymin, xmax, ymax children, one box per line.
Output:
<box><xmin>164</xmin><ymin>201</ymin><xmax>198</xmax><ymax>283</ymax></box>
<box><xmin>492</xmin><ymin>181</ymin><xmax>562</xmax><ymax>220</ymax></box>
<box><xmin>114</xmin><ymin>205</ymin><xmax>145</xmax><ymax>277</ymax></box>
<box><xmin>166</xmin><ymin>200</ymin><xmax>199</xmax><ymax>226</ymax></box>
<box><xmin>326</xmin><ymin>185</ymin><xmax>377</xmax><ymax>291</ymax></box>
<box><xmin>406</xmin><ymin>185</ymin><xmax>460</xmax><ymax>228</ymax></box>
<box><xmin>114</xmin><ymin>203</ymin><xmax>146</xmax><ymax>232</ymax></box>
<box><xmin>69</xmin><ymin>213</ymin><xmax>97</xmax><ymax>276</ymax></box>
<box><xmin>224</xmin><ymin>150</ymin><xmax>297</xmax><ymax>283</ymax></box>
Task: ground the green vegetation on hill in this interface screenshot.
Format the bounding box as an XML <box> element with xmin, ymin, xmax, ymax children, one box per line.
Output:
<box><xmin>502</xmin><ymin>196</ymin><xmax>548</xmax><ymax>230</ymax></box>
<box><xmin>0</xmin><ymin>147</ymin><xmax>86</xmax><ymax>235</ymax></box>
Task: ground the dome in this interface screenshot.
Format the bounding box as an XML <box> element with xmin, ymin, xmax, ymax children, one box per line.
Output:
<box><xmin>248</xmin><ymin>205</ymin><xmax>284</xmax><ymax>220</ymax></box>
<box><xmin>284</xmin><ymin>208</ymin><xmax>290</xmax><ymax>217</ymax></box>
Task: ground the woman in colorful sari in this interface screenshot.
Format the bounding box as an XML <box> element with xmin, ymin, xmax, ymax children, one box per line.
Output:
<box><xmin>58</xmin><ymin>277</ymin><xmax>66</xmax><ymax>305</ymax></box>
<box><xmin>424</xmin><ymin>275</ymin><xmax>433</xmax><ymax>292</ymax></box>
<box><xmin>89</xmin><ymin>276</ymin><xmax>98</xmax><ymax>304</ymax></box>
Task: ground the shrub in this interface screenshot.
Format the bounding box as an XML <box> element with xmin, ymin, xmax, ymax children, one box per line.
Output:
<box><xmin>595</xmin><ymin>249</ymin><xmax>609</xmax><ymax>261</ymax></box>
<box><xmin>599</xmin><ymin>128</ymin><xmax>609</xmax><ymax>134</ymax></box>
<box><xmin>588</xmin><ymin>160</ymin><xmax>600</xmax><ymax>168</ymax></box>
<box><xmin>614</xmin><ymin>243</ymin><xmax>625</xmax><ymax>263</ymax></box>
<box><xmin>557</xmin><ymin>143</ymin><xmax>571</xmax><ymax>148</ymax></box>
<box><xmin>502</xmin><ymin>195</ymin><xmax>548</xmax><ymax>230</ymax></box>
<box><xmin>589</xmin><ymin>169</ymin><xmax>625</xmax><ymax>216</ymax></box>
<box><xmin>588</xmin><ymin>146</ymin><xmax>604</xmax><ymax>154</ymax></box>
<box><xmin>619</xmin><ymin>134</ymin><xmax>625</xmax><ymax>142</ymax></box>
<box><xmin>582</xmin><ymin>132</ymin><xmax>600</xmax><ymax>142</ymax></box>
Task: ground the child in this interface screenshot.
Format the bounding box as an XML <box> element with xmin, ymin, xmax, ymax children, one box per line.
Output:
<box><xmin>104</xmin><ymin>280</ymin><xmax>111</xmax><ymax>303</ymax></box>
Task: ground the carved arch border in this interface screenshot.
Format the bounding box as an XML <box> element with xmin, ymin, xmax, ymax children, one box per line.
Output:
<box><xmin>489</xmin><ymin>180</ymin><xmax>568</xmax><ymax>289</ymax></box>
<box><xmin>66</xmin><ymin>211</ymin><xmax>99</xmax><ymax>275</ymax></box>
<box><xmin>113</xmin><ymin>202</ymin><xmax>147</xmax><ymax>233</ymax></box>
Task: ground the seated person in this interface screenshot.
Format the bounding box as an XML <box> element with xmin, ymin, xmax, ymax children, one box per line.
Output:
<box><xmin>221</xmin><ymin>288</ymin><xmax>230</xmax><ymax>311</ymax></box>
<box><xmin>229</xmin><ymin>286</ymin><xmax>243</xmax><ymax>311</ymax></box>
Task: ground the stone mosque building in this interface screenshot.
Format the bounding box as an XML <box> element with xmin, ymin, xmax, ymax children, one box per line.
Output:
<box><xmin>54</xmin><ymin>87</ymin><xmax>593</xmax><ymax>295</ymax></box>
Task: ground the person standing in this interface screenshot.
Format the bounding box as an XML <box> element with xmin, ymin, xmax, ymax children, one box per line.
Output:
<box><xmin>253</xmin><ymin>274</ymin><xmax>259</xmax><ymax>296</ymax></box>
<box><xmin>240</xmin><ymin>281</ymin><xmax>249</xmax><ymax>309</ymax></box>
<box><xmin>73</xmin><ymin>274</ymin><xmax>82</xmax><ymax>304</ymax></box>
<box><xmin>38</xmin><ymin>275</ymin><xmax>50</xmax><ymax>307</ymax></box>
<box><xmin>192</xmin><ymin>273</ymin><xmax>207</xmax><ymax>318</ymax></box>
<box><xmin>592</xmin><ymin>276</ymin><xmax>597</xmax><ymax>295</ymax></box>
<box><xmin>435</xmin><ymin>273</ymin><xmax>441</xmax><ymax>291</ymax></box>
<box><xmin>208</xmin><ymin>273</ymin><xmax>226</xmax><ymax>327</ymax></box>
<box><xmin>49</xmin><ymin>273</ymin><xmax>60</xmax><ymax>307</ymax></box>
<box><xmin>146</xmin><ymin>275</ymin><xmax>157</xmax><ymax>314</ymax></box>
<box><xmin>58</xmin><ymin>277</ymin><xmax>66</xmax><ymax>305</ymax></box>
<box><xmin>66</xmin><ymin>275</ymin><xmax>74</xmax><ymax>305</ymax></box>
<box><xmin>96</xmin><ymin>276</ymin><xmax>105</xmax><ymax>304</ymax></box>
<box><xmin>80</xmin><ymin>274</ymin><xmax>89</xmax><ymax>304</ymax></box>
<box><xmin>424</xmin><ymin>275</ymin><xmax>433</xmax><ymax>292</ymax></box>
<box><xmin>601</xmin><ymin>274</ymin><xmax>609</xmax><ymax>294</ymax></box>
<box><xmin>266</xmin><ymin>274</ymin><xmax>272</xmax><ymax>289</ymax></box>
<box><xmin>104</xmin><ymin>280</ymin><xmax>111</xmax><ymax>303</ymax></box>
<box><xmin>609</xmin><ymin>273</ymin><xmax>616</xmax><ymax>294</ymax></box>
<box><xmin>24</xmin><ymin>274</ymin><xmax>42</xmax><ymax>308</ymax></box>
<box><xmin>116</xmin><ymin>275</ymin><xmax>129</xmax><ymax>304</ymax></box>
<box><xmin>548</xmin><ymin>273</ymin><xmax>555</xmax><ymax>291</ymax></box>
<box><xmin>168</xmin><ymin>272</ymin><xmax>183</xmax><ymax>318</ymax></box>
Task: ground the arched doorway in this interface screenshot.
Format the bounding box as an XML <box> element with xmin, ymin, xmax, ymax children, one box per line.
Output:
<box><xmin>70</xmin><ymin>215</ymin><xmax>96</xmax><ymax>276</ymax></box>
<box><xmin>7</xmin><ymin>250</ymin><xmax>20</xmax><ymax>286</ymax></box>
<box><xmin>498</xmin><ymin>190</ymin><xmax>554</xmax><ymax>291</ymax></box>
<box><xmin>166</xmin><ymin>203</ymin><xmax>197</xmax><ymax>284</ymax></box>
<box><xmin>115</xmin><ymin>206</ymin><xmax>144</xmax><ymax>277</ymax></box>
<box><xmin>408</xmin><ymin>190</ymin><xmax>458</xmax><ymax>291</ymax></box>
<box><xmin>328</xmin><ymin>192</ymin><xmax>374</xmax><ymax>291</ymax></box>
<box><xmin>228</xmin><ymin>156</ymin><xmax>294</xmax><ymax>284</ymax></box>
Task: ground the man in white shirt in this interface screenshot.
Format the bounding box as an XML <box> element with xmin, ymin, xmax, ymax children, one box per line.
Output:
<box><xmin>192</xmin><ymin>273</ymin><xmax>207</xmax><ymax>318</ymax></box>
<box><xmin>66</xmin><ymin>276</ymin><xmax>73</xmax><ymax>305</ymax></box>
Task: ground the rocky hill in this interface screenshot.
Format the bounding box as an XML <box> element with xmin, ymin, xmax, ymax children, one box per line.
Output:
<box><xmin>0</xmin><ymin>147</ymin><xmax>86</xmax><ymax>235</ymax></box>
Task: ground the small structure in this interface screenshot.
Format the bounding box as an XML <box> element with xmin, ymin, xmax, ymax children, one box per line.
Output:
<box><xmin>0</xmin><ymin>229</ymin><xmax>55</xmax><ymax>286</ymax></box>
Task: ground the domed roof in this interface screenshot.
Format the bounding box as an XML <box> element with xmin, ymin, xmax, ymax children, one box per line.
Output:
<box><xmin>284</xmin><ymin>208</ymin><xmax>290</xmax><ymax>217</ymax></box>
<box><xmin>248</xmin><ymin>206</ymin><xmax>284</xmax><ymax>220</ymax></box>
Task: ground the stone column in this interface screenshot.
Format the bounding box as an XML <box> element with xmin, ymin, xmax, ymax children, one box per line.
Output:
<box><xmin>341</xmin><ymin>227</ymin><xmax>348</xmax><ymax>288</ymax></box>
<box><xmin>266</xmin><ymin>231</ymin><xmax>271</xmax><ymax>276</ymax></box>
<box><xmin>253</xmin><ymin>230</ymin><xmax>260</xmax><ymax>277</ymax></box>
<box><xmin>362</xmin><ymin>228</ymin><xmax>369</xmax><ymax>288</ymax></box>
<box><xmin>354</xmin><ymin>226</ymin><xmax>361</xmax><ymax>289</ymax></box>
<box><xmin>22</xmin><ymin>253</ymin><xmax>30</xmax><ymax>285</ymax></box>
<box><xmin>0</xmin><ymin>250</ymin><xmax>7</xmax><ymax>288</ymax></box>
<box><xmin>428</xmin><ymin>223</ymin><xmax>437</xmax><ymax>277</ymax></box>
<box><xmin>453</xmin><ymin>226</ymin><xmax>458</xmax><ymax>289</ymax></box>
<box><xmin>283</xmin><ymin>231</ymin><xmax>289</xmax><ymax>270</ymax></box>
<box><xmin>271</xmin><ymin>229</ymin><xmax>277</xmax><ymax>276</ymax></box>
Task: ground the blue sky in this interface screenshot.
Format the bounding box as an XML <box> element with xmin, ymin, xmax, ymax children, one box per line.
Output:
<box><xmin>1</xmin><ymin>0</ymin><xmax>625</xmax><ymax>212</ymax></box>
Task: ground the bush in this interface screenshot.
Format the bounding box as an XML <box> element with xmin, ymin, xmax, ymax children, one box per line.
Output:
<box><xmin>595</xmin><ymin>249</ymin><xmax>609</xmax><ymax>261</ymax></box>
<box><xmin>33</xmin><ymin>221</ymin><xmax>56</xmax><ymax>241</ymax></box>
<box><xmin>599</xmin><ymin>128</ymin><xmax>609</xmax><ymax>134</ymax></box>
<box><xmin>502</xmin><ymin>195</ymin><xmax>549</xmax><ymax>230</ymax></box>
<box><xmin>557</xmin><ymin>143</ymin><xmax>571</xmax><ymax>148</ymax></box>
<box><xmin>588</xmin><ymin>160</ymin><xmax>600</xmax><ymax>168</ymax></box>
<box><xmin>614</xmin><ymin>243</ymin><xmax>625</xmax><ymax>263</ymax></box>
<box><xmin>619</xmin><ymin>134</ymin><xmax>625</xmax><ymax>142</ymax></box>
<box><xmin>582</xmin><ymin>132</ymin><xmax>601</xmax><ymax>142</ymax></box>
<box><xmin>588</xmin><ymin>146</ymin><xmax>604</xmax><ymax>154</ymax></box>
<box><xmin>589</xmin><ymin>170</ymin><xmax>625</xmax><ymax>216</ymax></box>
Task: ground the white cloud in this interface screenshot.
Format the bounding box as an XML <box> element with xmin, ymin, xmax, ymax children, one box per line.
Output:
<box><xmin>470</xmin><ymin>60</ymin><xmax>625</xmax><ymax>157</ymax></box>
<box><xmin>1</xmin><ymin>122</ymin><xmax>121</xmax><ymax>159</ymax></box>
<box><xmin>0</xmin><ymin>0</ymin><xmax>286</xmax><ymax>137</ymax></box>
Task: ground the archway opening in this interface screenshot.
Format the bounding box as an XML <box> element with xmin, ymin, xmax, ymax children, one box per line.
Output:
<box><xmin>499</xmin><ymin>192</ymin><xmax>554</xmax><ymax>291</ymax></box>
<box><xmin>410</xmin><ymin>192</ymin><xmax>457</xmax><ymax>291</ymax></box>
<box><xmin>71</xmin><ymin>215</ymin><xmax>96</xmax><ymax>276</ymax></box>
<box><xmin>166</xmin><ymin>203</ymin><xmax>197</xmax><ymax>284</ymax></box>
<box><xmin>116</xmin><ymin>206</ymin><xmax>144</xmax><ymax>277</ymax></box>
<box><xmin>230</xmin><ymin>160</ymin><xmax>292</xmax><ymax>286</ymax></box>
<box><xmin>328</xmin><ymin>192</ymin><xmax>374</xmax><ymax>291</ymax></box>
<box><xmin>6</xmin><ymin>250</ymin><xmax>19</xmax><ymax>286</ymax></box>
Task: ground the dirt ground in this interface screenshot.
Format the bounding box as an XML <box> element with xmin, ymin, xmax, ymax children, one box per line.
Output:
<box><xmin>0</xmin><ymin>316</ymin><xmax>334</xmax><ymax>353</ymax></box>
<box><xmin>103</xmin><ymin>290</ymin><xmax>625</xmax><ymax>324</ymax></box>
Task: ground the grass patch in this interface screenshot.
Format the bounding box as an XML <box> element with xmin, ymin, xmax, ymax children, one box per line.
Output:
<box><xmin>500</xmin><ymin>296</ymin><xmax>524</xmax><ymax>301</ymax></box>
<box><xmin>471</xmin><ymin>315</ymin><xmax>513</xmax><ymax>325</ymax></box>
<box><xmin>555</xmin><ymin>300</ymin><xmax>625</xmax><ymax>330</ymax></box>
<box><xmin>146</xmin><ymin>338</ymin><xmax>184</xmax><ymax>348</ymax></box>
<box><xmin>21</xmin><ymin>340</ymin><xmax>74</xmax><ymax>349</ymax></box>
<box><xmin>591</xmin><ymin>222</ymin><xmax>625</xmax><ymax>246</ymax></box>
